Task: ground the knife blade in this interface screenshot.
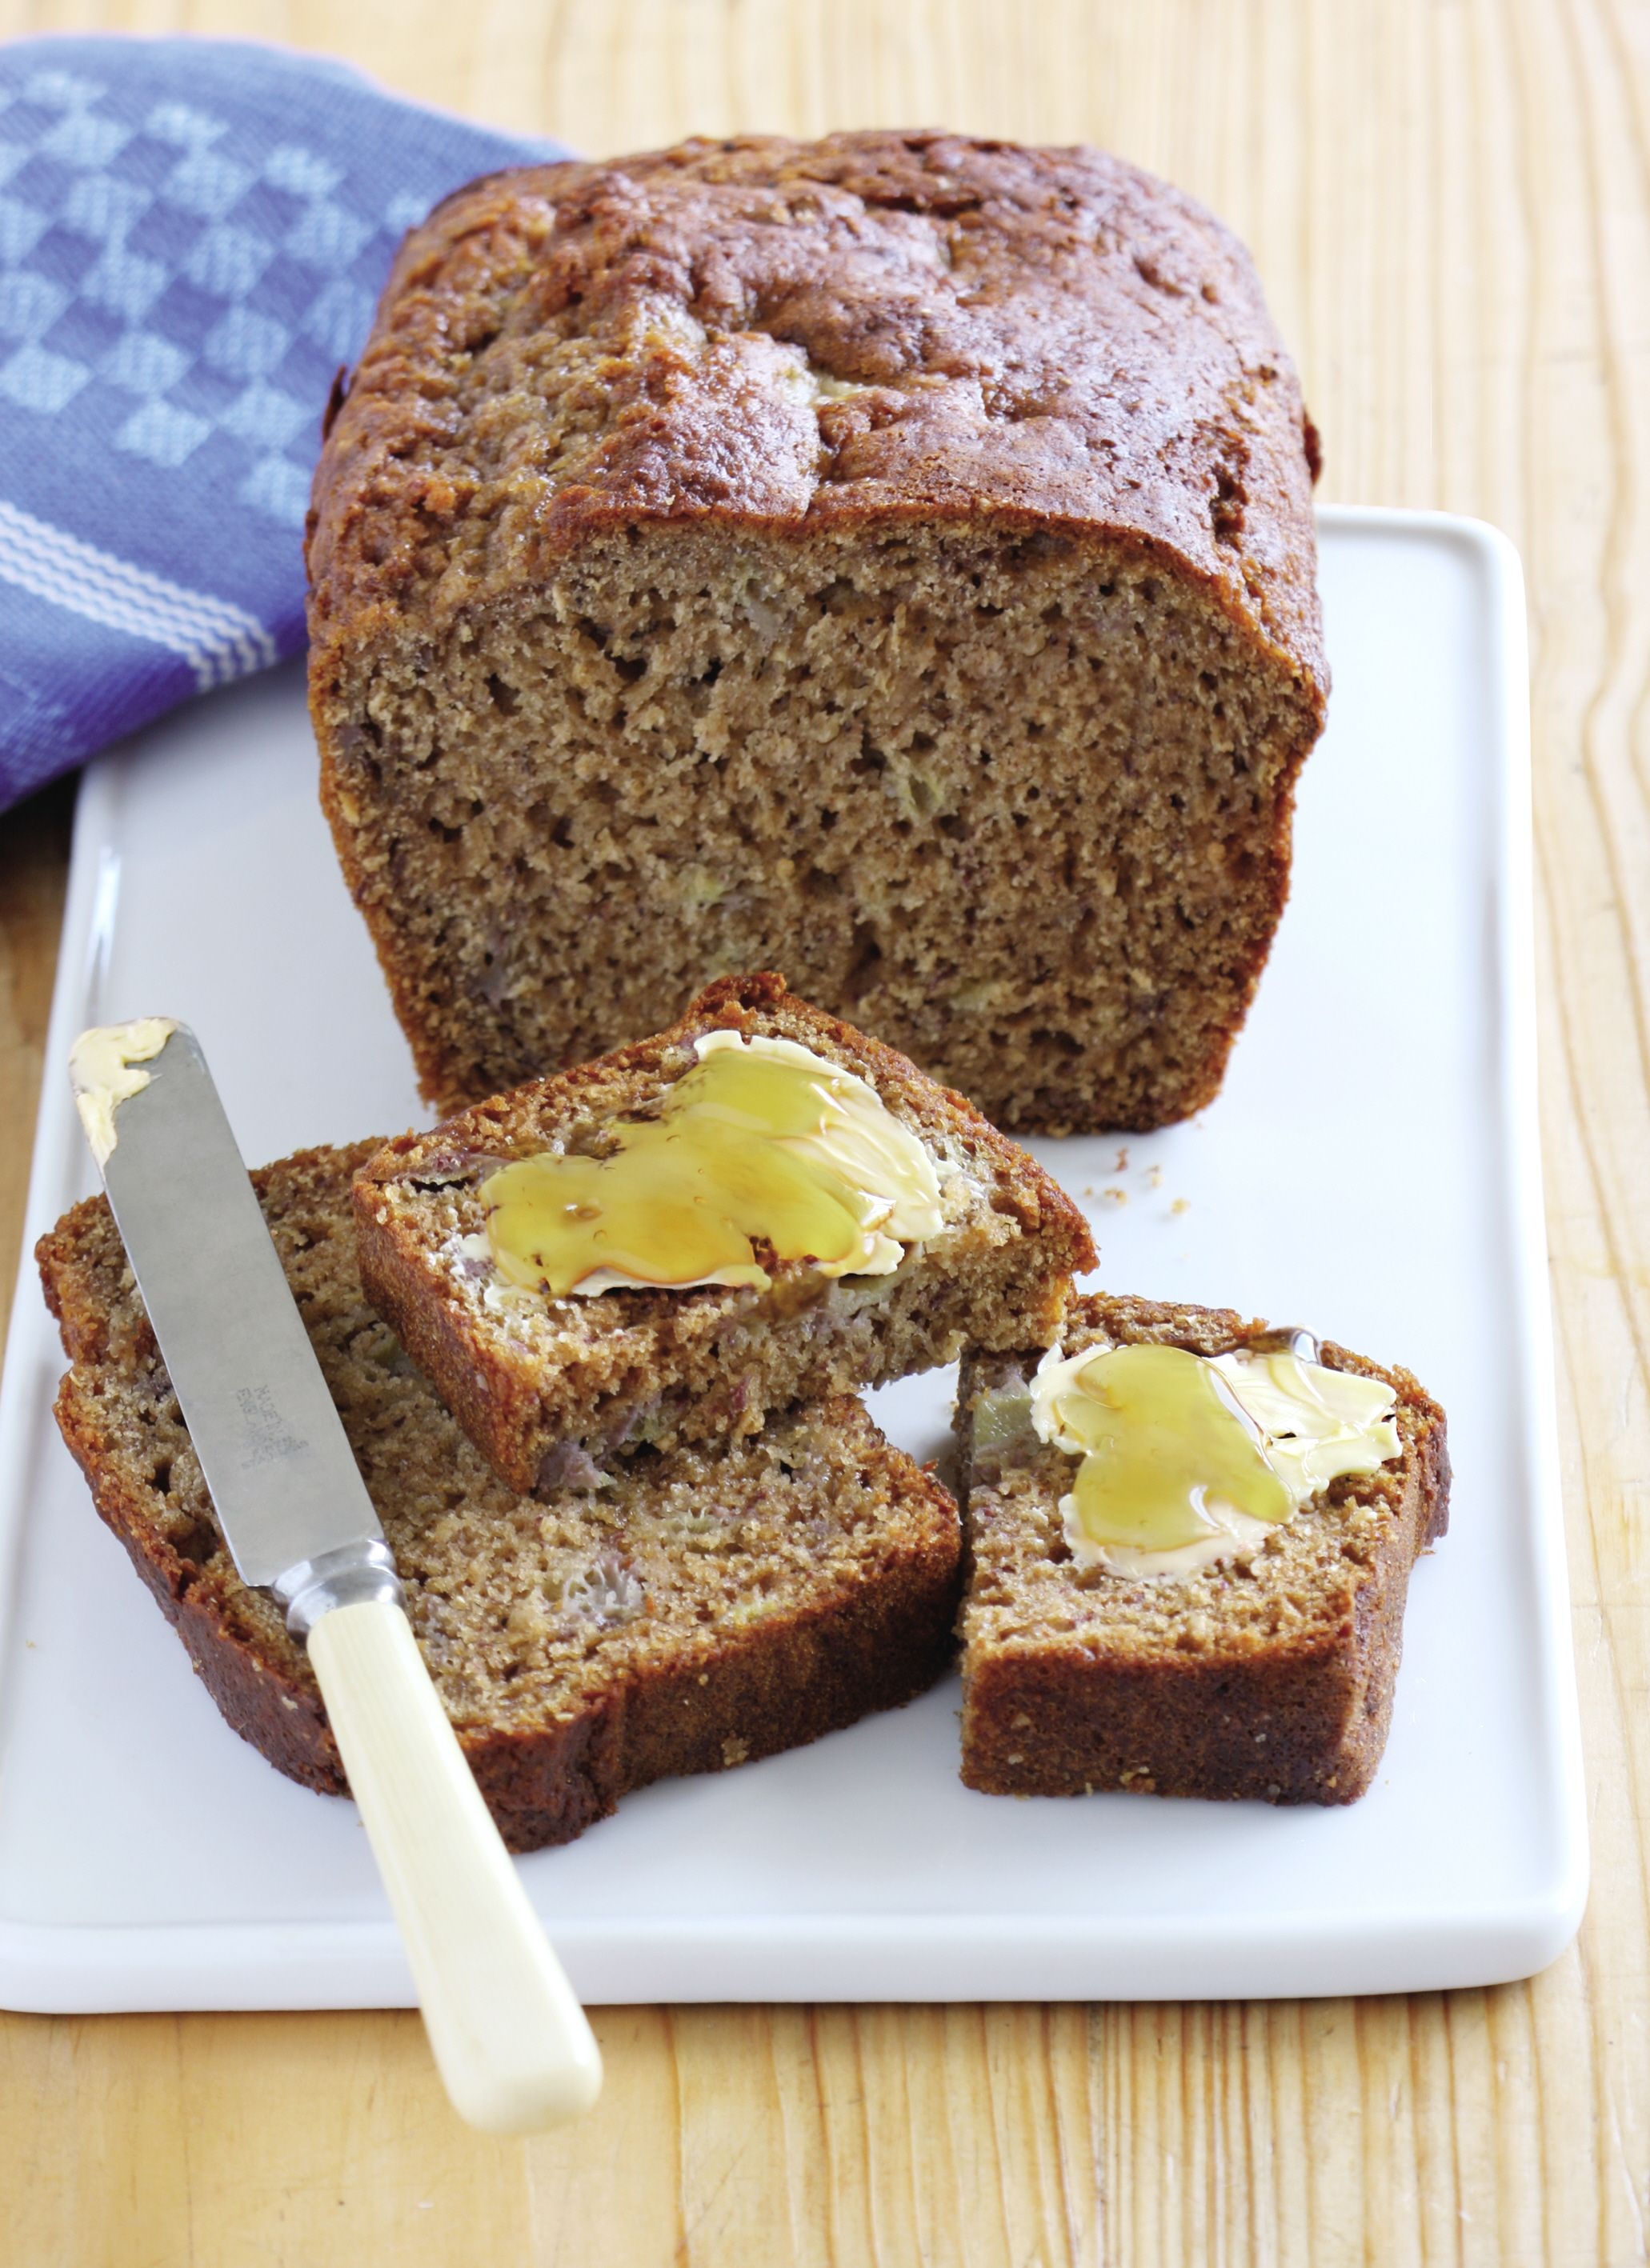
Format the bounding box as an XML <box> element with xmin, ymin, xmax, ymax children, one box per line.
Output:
<box><xmin>68</xmin><ymin>1019</ymin><xmax>602</xmax><ymax>2134</ymax></box>
<box><xmin>72</xmin><ymin>1019</ymin><xmax>382</xmax><ymax>1590</ymax></box>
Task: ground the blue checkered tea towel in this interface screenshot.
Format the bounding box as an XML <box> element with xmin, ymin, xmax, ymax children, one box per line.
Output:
<box><xmin>0</xmin><ymin>36</ymin><xmax>562</xmax><ymax>812</ymax></box>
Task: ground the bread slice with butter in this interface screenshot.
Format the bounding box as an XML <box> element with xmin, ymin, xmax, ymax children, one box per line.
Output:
<box><xmin>354</xmin><ymin>971</ymin><xmax>1095</xmax><ymax>1495</ymax></box>
<box><xmin>955</xmin><ymin>1294</ymin><xmax>1449</xmax><ymax>1806</ymax></box>
<box><xmin>37</xmin><ymin>1142</ymin><xmax>963</xmax><ymax>1852</ymax></box>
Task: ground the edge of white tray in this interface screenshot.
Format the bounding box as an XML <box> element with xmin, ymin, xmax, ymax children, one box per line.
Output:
<box><xmin>0</xmin><ymin>507</ymin><xmax>1588</xmax><ymax>2008</ymax></box>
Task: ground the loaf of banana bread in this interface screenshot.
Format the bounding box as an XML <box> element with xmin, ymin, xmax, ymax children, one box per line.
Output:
<box><xmin>307</xmin><ymin>130</ymin><xmax>1327</xmax><ymax>1131</ymax></box>
<box><xmin>37</xmin><ymin>1141</ymin><xmax>963</xmax><ymax>1852</ymax></box>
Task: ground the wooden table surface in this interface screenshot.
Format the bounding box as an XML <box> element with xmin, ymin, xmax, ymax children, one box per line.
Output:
<box><xmin>2</xmin><ymin>2</ymin><xmax>1646</xmax><ymax>2260</ymax></box>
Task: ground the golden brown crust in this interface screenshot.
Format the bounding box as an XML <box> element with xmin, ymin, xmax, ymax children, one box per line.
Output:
<box><xmin>306</xmin><ymin>131</ymin><xmax>1323</xmax><ymax>685</ymax></box>
<box><xmin>354</xmin><ymin>973</ymin><xmax>1095</xmax><ymax>1490</ymax></box>
<box><xmin>35</xmin><ymin>1141</ymin><xmax>963</xmax><ymax>1853</ymax></box>
<box><xmin>956</xmin><ymin>1292</ymin><xmax>1449</xmax><ymax>1805</ymax></box>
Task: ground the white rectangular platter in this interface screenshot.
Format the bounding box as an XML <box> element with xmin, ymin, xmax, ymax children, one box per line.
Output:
<box><xmin>0</xmin><ymin>507</ymin><xmax>1585</xmax><ymax>2010</ymax></box>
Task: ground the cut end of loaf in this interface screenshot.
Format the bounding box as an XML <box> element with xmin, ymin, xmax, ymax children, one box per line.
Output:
<box><xmin>316</xmin><ymin>520</ymin><xmax>1323</xmax><ymax>1129</ymax></box>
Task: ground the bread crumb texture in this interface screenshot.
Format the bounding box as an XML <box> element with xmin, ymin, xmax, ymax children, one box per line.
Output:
<box><xmin>955</xmin><ymin>1292</ymin><xmax>1449</xmax><ymax>1805</ymax></box>
<box><xmin>307</xmin><ymin>132</ymin><xmax>1328</xmax><ymax>1131</ymax></box>
<box><xmin>36</xmin><ymin>1141</ymin><xmax>963</xmax><ymax>1852</ymax></box>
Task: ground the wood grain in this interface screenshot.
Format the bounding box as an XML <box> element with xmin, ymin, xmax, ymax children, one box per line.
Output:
<box><xmin>1</xmin><ymin>0</ymin><xmax>1647</xmax><ymax>2259</ymax></box>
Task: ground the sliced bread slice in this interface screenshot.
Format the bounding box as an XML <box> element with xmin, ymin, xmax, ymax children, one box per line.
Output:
<box><xmin>955</xmin><ymin>1294</ymin><xmax>1448</xmax><ymax>1806</ymax></box>
<box><xmin>354</xmin><ymin>971</ymin><xmax>1095</xmax><ymax>1494</ymax></box>
<box><xmin>37</xmin><ymin>1141</ymin><xmax>962</xmax><ymax>1853</ymax></box>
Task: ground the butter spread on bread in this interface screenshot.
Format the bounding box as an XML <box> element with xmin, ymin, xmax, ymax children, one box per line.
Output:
<box><xmin>1028</xmin><ymin>1340</ymin><xmax>1399</xmax><ymax>1581</ymax></box>
<box><xmin>480</xmin><ymin>1033</ymin><xmax>943</xmax><ymax>1298</ymax></box>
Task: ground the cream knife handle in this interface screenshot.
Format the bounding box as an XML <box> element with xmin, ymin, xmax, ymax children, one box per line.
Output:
<box><xmin>305</xmin><ymin>1597</ymin><xmax>603</xmax><ymax>2134</ymax></box>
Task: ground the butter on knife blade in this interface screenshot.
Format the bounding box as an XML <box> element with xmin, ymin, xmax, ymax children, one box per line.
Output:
<box><xmin>68</xmin><ymin>1016</ymin><xmax>178</xmax><ymax>1168</ymax></box>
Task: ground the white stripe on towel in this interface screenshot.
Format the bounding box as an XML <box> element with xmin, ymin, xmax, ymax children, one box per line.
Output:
<box><xmin>0</xmin><ymin>498</ymin><xmax>278</xmax><ymax>690</ymax></box>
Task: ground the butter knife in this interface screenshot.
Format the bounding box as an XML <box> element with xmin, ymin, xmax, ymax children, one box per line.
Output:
<box><xmin>68</xmin><ymin>1018</ymin><xmax>602</xmax><ymax>2134</ymax></box>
